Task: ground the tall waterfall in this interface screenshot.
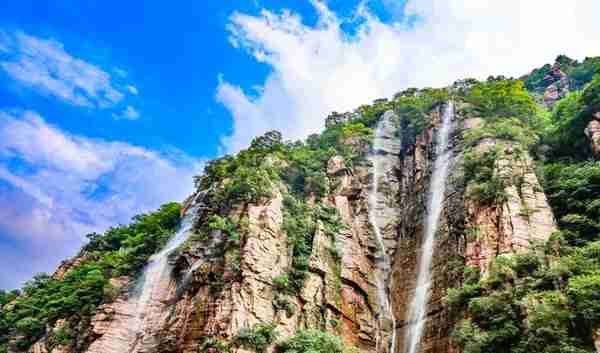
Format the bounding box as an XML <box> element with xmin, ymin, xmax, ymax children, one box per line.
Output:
<box><xmin>404</xmin><ymin>102</ymin><xmax>454</xmax><ymax>353</ymax></box>
<box><xmin>368</xmin><ymin>110</ymin><xmax>401</xmax><ymax>353</ymax></box>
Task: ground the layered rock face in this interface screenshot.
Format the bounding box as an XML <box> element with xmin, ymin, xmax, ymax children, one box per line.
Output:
<box><xmin>464</xmin><ymin>137</ymin><xmax>556</xmax><ymax>273</ymax></box>
<box><xmin>17</xmin><ymin>102</ymin><xmax>564</xmax><ymax>353</ymax></box>
<box><xmin>390</xmin><ymin>103</ymin><xmax>556</xmax><ymax>353</ymax></box>
<box><xmin>73</xmin><ymin>139</ymin><xmax>399</xmax><ymax>352</ymax></box>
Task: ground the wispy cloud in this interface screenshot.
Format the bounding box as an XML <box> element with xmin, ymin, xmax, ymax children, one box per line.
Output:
<box><xmin>0</xmin><ymin>110</ymin><xmax>203</xmax><ymax>288</ymax></box>
<box><xmin>0</xmin><ymin>31</ymin><xmax>139</xmax><ymax>112</ymax></box>
<box><xmin>127</xmin><ymin>85</ymin><xmax>139</xmax><ymax>95</ymax></box>
<box><xmin>113</xmin><ymin>105</ymin><xmax>141</xmax><ymax>120</ymax></box>
<box><xmin>218</xmin><ymin>0</ymin><xmax>600</xmax><ymax>153</ymax></box>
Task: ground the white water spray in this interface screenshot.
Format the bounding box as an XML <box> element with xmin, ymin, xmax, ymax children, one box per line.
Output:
<box><xmin>86</xmin><ymin>195</ymin><xmax>205</xmax><ymax>353</ymax></box>
<box><xmin>404</xmin><ymin>102</ymin><xmax>454</xmax><ymax>353</ymax></box>
<box><xmin>368</xmin><ymin>110</ymin><xmax>401</xmax><ymax>353</ymax></box>
<box><xmin>134</xmin><ymin>210</ymin><xmax>195</xmax><ymax>319</ymax></box>
<box><xmin>129</xmin><ymin>201</ymin><xmax>199</xmax><ymax>350</ymax></box>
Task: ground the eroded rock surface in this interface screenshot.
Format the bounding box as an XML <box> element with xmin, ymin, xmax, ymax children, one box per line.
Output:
<box><xmin>585</xmin><ymin>112</ymin><xmax>600</xmax><ymax>158</ymax></box>
<box><xmin>543</xmin><ymin>63</ymin><xmax>570</xmax><ymax>107</ymax></box>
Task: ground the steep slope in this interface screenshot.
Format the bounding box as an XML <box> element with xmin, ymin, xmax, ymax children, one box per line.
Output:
<box><xmin>1</xmin><ymin>56</ymin><xmax>599</xmax><ymax>353</ymax></box>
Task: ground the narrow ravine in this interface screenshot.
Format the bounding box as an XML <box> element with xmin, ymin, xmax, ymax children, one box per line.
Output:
<box><xmin>404</xmin><ymin>102</ymin><xmax>454</xmax><ymax>353</ymax></box>
<box><xmin>368</xmin><ymin>110</ymin><xmax>401</xmax><ymax>353</ymax></box>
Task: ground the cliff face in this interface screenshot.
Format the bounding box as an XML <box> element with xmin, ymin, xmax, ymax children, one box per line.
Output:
<box><xmin>391</xmin><ymin>105</ymin><xmax>465</xmax><ymax>353</ymax></box>
<box><xmin>10</xmin><ymin>68</ymin><xmax>600</xmax><ymax>353</ymax></box>
<box><xmin>74</xmin><ymin>133</ymin><xmax>395</xmax><ymax>352</ymax></box>
<box><xmin>17</xmin><ymin>106</ymin><xmax>559</xmax><ymax>353</ymax></box>
<box><xmin>390</xmin><ymin>102</ymin><xmax>556</xmax><ymax>353</ymax></box>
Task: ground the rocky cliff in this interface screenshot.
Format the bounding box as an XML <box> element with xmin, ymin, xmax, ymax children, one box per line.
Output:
<box><xmin>3</xmin><ymin>57</ymin><xmax>600</xmax><ymax>353</ymax></box>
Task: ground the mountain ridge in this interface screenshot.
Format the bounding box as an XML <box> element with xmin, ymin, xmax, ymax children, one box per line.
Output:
<box><xmin>2</xmin><ymin>54</ymin><xmax>600</xmax><ymax>353</ymax></box>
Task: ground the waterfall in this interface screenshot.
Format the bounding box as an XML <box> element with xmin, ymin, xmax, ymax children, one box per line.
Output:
<box><xmin>86</xmin><ymin>196</ymin><xmax>200</xmax><ymax>353</ymax></box>
<box><xmin>404</xmin><ymin>102</ymin><xmax>454</xmax><ymax>353</ymax></box>
<box><xmin>133</xmin><ymin>207</ymin><xmax>196</xmax><ymax>321</ymax></box>
<box><xmin>368</xmin><ymin>110</ymin><xmax>401</xmax><ymax>353</ymax></box>
<box><xmin>128</xmin><ymin>203</ymin><xmax>198</xmax><ymax>350</ymax></box>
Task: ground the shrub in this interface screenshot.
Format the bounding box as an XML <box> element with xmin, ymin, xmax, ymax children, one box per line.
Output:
<box><xmin>273</xmin><ymin>274</ymin><xmax>291</xmax><ymax>292</ymax></box>
<box><xmin>281</xmin><ymin>195</ymin><xmax>317</xmax><ymax>293</ymax></box>
<box><xmin>512</xmin><ymin>253</ymin><xmax>542</xmax><ymax>277</ymax></box>
<box><xmin>445</xmin><ymin>283</ymin><xmax>481</xmax><ymax>310</ymax></box>
<box><xmin>466</xmin><ymin>79</ymin><xmax>537</xmax><ymax>123</ymax></box>
<box><xmin>277</xmin><ymin>329</ymin><xmax>362</xmax><ymax>353</ymax></box>
<box><xmin>232</xmin><ymin>323</ymin><xmax>278</xmax><ymax>352</ymax></box>
<box><xmin>567</xmin><ymin>273</ymin><xmax>600</xmax><ymax>324</ymax></box>
<box><xmin>463</xmin><ymin>148</ymin><xmax>509</xmax><ymax>205</ymax></box>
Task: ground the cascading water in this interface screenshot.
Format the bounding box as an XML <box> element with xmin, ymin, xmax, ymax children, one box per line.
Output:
<box><xmin>368</xmin><ymin>110</ymin><xmax>401</xmax><ymax>353</ymax></box>
<box><xmin>134</xmin><ymin>210</ymin><xmax>195</xmax><ymax>314</ymax></box>
<box><xmin>404</xmin><ymin>102</ymin><xmax>454</xmax><ymax>353</ymax></box>
<box><xmin>86</xmin><ymin>195</ymin><xmax>201</xmax><ymax>353</ymax></box>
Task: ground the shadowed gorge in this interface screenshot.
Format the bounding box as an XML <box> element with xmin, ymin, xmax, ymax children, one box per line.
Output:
<box><xmin>1</xmin><ymin>54</ymin><xmax>600</xmax><ymax>353</ymax></box>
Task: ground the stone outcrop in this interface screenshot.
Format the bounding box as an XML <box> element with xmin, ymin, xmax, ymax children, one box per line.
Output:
<box><xmin>52</xmin><ymin>253</ymin><xmax>92</xmax><ymax>280</ymax></box>
<box><xmin>543</xmin><ymin>63</ymin><xmax>570</xmax><ymax>107</ymax></box>
<box><xmin>585</xmin><ymin>111</ymin><xmax>600</xmax><ymax>158</ymax></box>
<box><xmin>464</xmin><ymin>139</ymin><xmax>556</xmax><ymax>273</ymax></box>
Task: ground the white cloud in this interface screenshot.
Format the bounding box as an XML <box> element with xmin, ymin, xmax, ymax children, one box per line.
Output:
<box><xmin>0</xmin><ymin>31</ymin><xmax>129</xmax><ymax>108</ymax></box>
<box><xmin>114</xmin><ymin>67</ymin><xmax>128</xmax><ymax>78</ymax></box>
<box><xmin>218</xmin><ymin>0</ymin><xmax>600</xmax><ymax>153</ymax></box>
<box><xmin>0</xmin><ymin>110</ymin><xmax>203</xmax><ymax>288</ymax></box>
<box><xmin>127</xmin><ymin>85</ymin><xmax>139</xmax><ymax>95</ymax></box>
<box><xmin>112</xmin><ymin>105</ymin><xmax>141</xmax><ymax>120</ymax></box>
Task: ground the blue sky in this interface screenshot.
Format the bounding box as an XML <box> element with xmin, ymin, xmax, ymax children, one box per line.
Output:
<box><xmin>1</xmin><ymin>0</ymin><xmax>599</xmax><ymax>289</ymax></box>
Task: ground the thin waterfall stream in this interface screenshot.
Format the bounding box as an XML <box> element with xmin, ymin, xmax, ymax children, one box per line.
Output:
<box><xmin>368</xmin><ymin>110</ymin><xmax>401</xmax><ymax>353</ymax></box>
<box><xmin>130</xmin><ymin>202</ymin><xmax>198</xmax><ymax>350</ymax></box>
<box><xmin>404</xmin><ymin>102</ymin><xmax>454</xmax><ymax>353</ymax></box>
<box><xmin>86</xmin><ymin>196</ymin><xmax>201</xmax><ymax>353</ymax></box>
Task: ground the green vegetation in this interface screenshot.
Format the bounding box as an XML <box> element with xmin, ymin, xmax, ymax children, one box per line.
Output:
<box><xmin>198</xmin><ymin>328</ymin><xmax>363</xmax><ymax>353</ymax></box>
<box><xmin>280</xmin><ymin>195</ymin><xmax>317</xmax><ymax>294</ymax></box>
<box><xmin>277</xmin><ymin>329</ymin><xmax>363</xmax><ymax>353</ymax></box>
<box><xmin>467</xmin><ymin>79</ymin><xmax>538</xmax><ymax>123</ymax></box>
<box><xmin>462</xmin><ymin>147</ymin><xmax>509</xmax><ymax>205</ymax></box>
<box><xmin>449</xmin><ymin>72</ymin><xmax>600</xmax><ymax>352</ymax></box>
<box><xmin>232</xmin><ymin>323</ymin><xmax>278</xmax><ymax>352</ymax></box>
<box><xmin>393</xmin><ymin>87</ymin><xmax>449</xmax><ymax>145</ymax></box>
<box><xmin>0</xmin><ymin>203</ymin><xmax>181</xmax><ymax>351</ymax></box>
<box><xmin>198</xmin><ymin>323</ymin><xmax>278</xmax><ymax>353</ymax></box>
<box><xmin>522</xmin><ymin>55</ymin><xmax>600</xmax><ymax>92</ymax></box>
<box><xmin>544</xmin><ymin>74</ymin><xmax>600</xmax><ymax>159</ymax></box>
<box><xmin>448</xmin><ymin>241</ymin><xmax>600</xmax><ymax>353</ymax></box>
<box><xmin>543</xmin><ymin>162</ymin><xmax>600</xmax><ymax>246</ymax></box>
<box><xmin>461</xmin><ymin>77</ymin><xmax>550</xmax><ymax>160</ymax></box>
<box><xmin>278</xmin><ymin>197</ymin><xmax>345</xmax><ymax>295</ymax></box>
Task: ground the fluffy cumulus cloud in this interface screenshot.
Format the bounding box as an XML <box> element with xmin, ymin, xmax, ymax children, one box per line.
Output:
<box><xmin>0</xmin><ymin>110</ymin><xmax>203</xmax><ymax>288</ymax></box>
<box><xmin>217</xmin><ymin>0</ymin><xmax>600</xmax><ymax>152</ymax></box>
<box><xmin>0</xmin><ymin>31</ymin><xmax>138</xmax><ymax>111</ymax></box>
